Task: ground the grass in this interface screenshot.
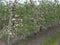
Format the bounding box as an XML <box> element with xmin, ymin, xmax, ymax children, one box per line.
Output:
<box><xmin>40</xmin><ymin>31</ymin><xmax>60</xmax><ymax>45</ymax></box>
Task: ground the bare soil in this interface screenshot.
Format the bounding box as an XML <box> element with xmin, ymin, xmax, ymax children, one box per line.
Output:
<box><xmin>26</xmin><ymin>25</ymin><xmax>60</xmax><ymax>45</ymax></box>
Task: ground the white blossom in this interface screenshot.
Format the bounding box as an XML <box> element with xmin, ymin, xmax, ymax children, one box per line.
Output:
<box><xmin>20</xmin><ymin>19</ymin><xmax>23</xmax><ymax>22</ymax></box>
<box><xmin>9</xmin><ymin>32</ymin><xmax>12</xmax><ymax>35</ymax></box>
<box><xmin>12</xmin><ymin>18</ymin><xmax>16</xmax><ymax>21</ymax></box>
<box><xmin>16</xmin><ymin>24</ymin><xmax>19</xmax><ymax>26</ymax></box>
<box><xmin>15</xmin><ymin>15</ymin><xmax>19</xmax><ymax>17</ymax></box>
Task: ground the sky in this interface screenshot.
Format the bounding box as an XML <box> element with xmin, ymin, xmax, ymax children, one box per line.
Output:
<box><xmin>3</xmin><ymin>0</ymin><xmax>27</xmax><ymax>3</ymax></box>
<box><xmin>5</xmin><ymin>0</ymin><xmax>54</xmax><ymax>1</ymax></box>
<box><xmin>2</xmin><ymin>0</ymin><xmax>55</xmax><ymax>3</ymax></box>
<box><xmin>1</xmin><ymin>0</ymin><xmax>60</xmax><ymax>4</ymax></box>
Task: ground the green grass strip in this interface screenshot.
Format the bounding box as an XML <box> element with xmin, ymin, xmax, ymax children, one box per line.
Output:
<box><xmin>40</xmin><ymin>31</ymin><xmax>60</xmax><ymax>45</ymax></box>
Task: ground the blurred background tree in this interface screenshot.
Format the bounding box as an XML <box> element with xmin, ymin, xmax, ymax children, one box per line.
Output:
<box><xmin>0</xmin><ymin>0</ymin><xmax>60</xmax><ymax>45</ymax></box>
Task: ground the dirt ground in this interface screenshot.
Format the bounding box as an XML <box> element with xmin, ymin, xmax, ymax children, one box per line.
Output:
<box><xmin>26</xmin><ymin>25</ymin><xmax>60</xmax><ymax>45</ymax></box>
